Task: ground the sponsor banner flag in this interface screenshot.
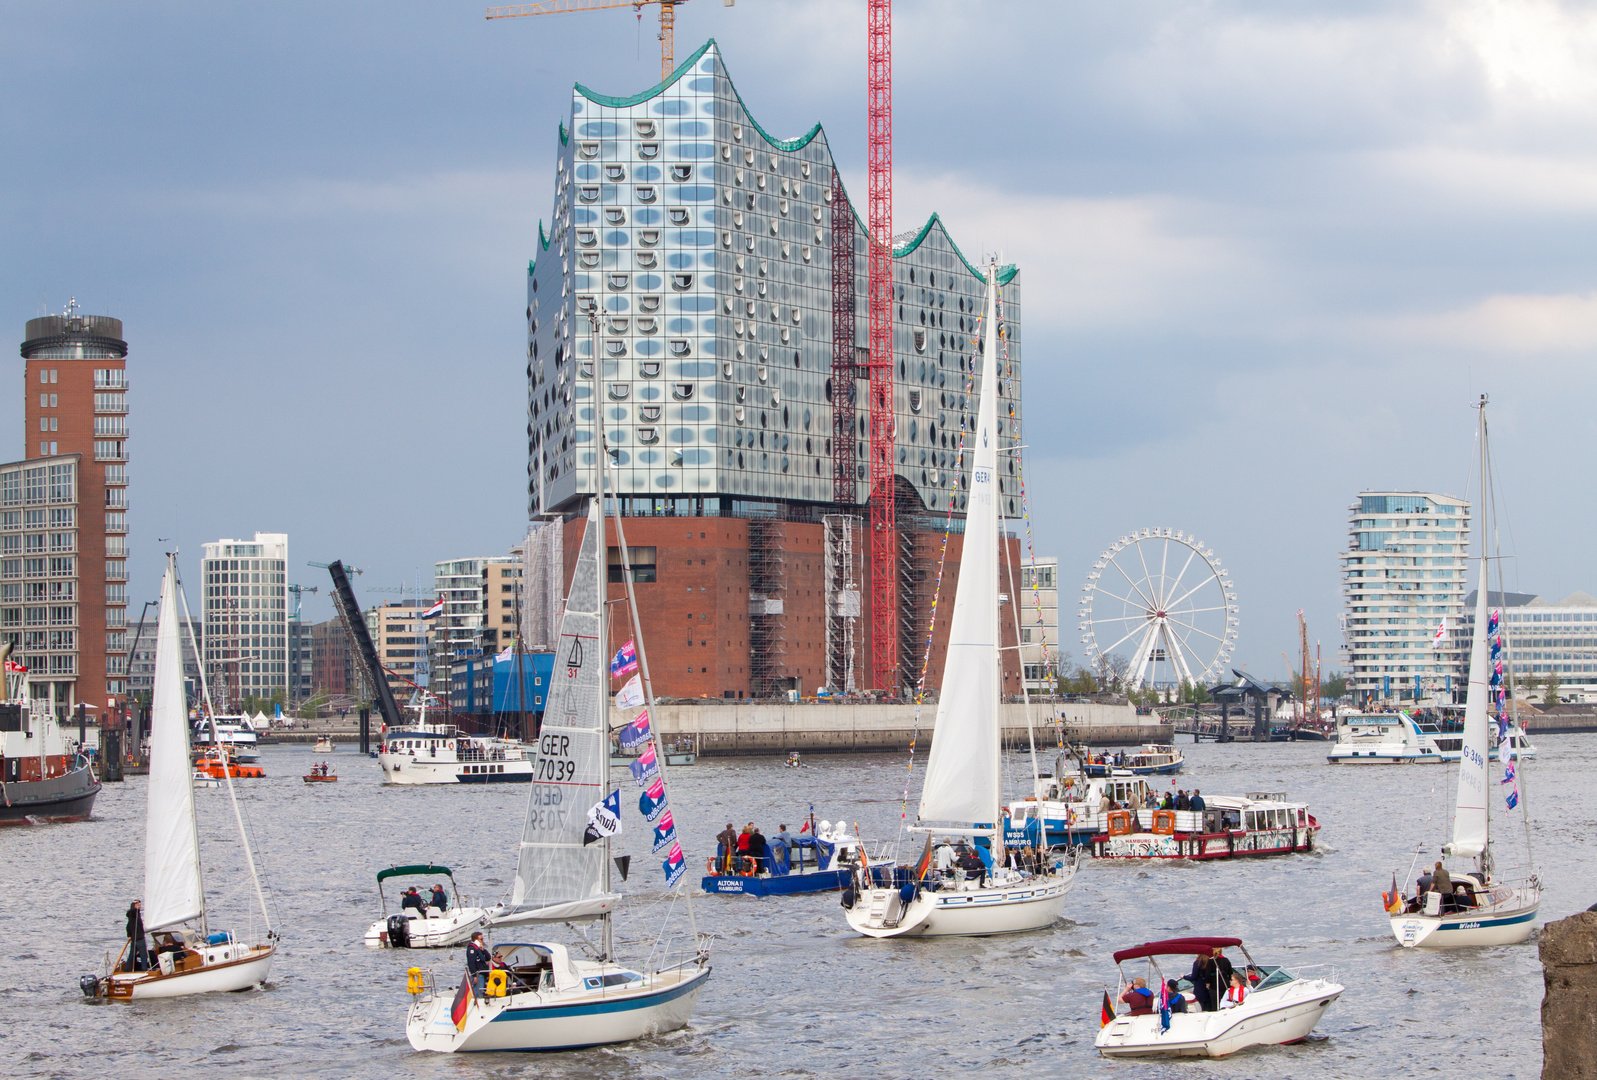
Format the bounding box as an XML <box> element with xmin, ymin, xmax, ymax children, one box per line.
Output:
<box><xmin>618</xmin><ymin>711</ymin><xmax>652</xmax><ymax>752</ymax></box>
<box><xmin>1506</xmin><ymin>785</ymin><xmax>1520</xmax><ymax>811</ymax></box>
<box><xmin>582</xmin><ymin>790</ymin><xmax>622</xmax><ymax>845</ymax></box>
<box><xmin>662</xmin><ymin>840</ymin><xmax>686</xmax><ymax>887</ymax></box>
<box><xmin>629</xmin><ymin>742</ymin><xmax>659</xmax><ymax>786</ymax></box>
<box><xmin>615</xmin><ymin>675</ymin><xmax>645</xmax><ymax>710</ymax></box>
<box><xmin>639</xmin><ymin>777</ymin><xmax>668</xmax><ymax>821</ymax></box>
<box><xmin>610</xmin><ymin>640</ymin><xmax>639</xmax><ymax>678</ymax></box>
<box><xmin>651</xmin><ymin>810</ymin><xmax>677</xmax><ymax>853</ymax></box>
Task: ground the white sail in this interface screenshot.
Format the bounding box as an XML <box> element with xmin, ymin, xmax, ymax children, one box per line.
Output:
<box><xmin>143</xmin><ymin>560</ymin><xmax>205</xmax><ymax>932</ymax></box>
<box><xmin>507</xmin><ymin>498</ymin><xmax>618</xmax><ymax>922</ymax></box>
<box><xmin>1446</xmin><ymin>541</ymin><xmax>1492</xmax><ymax>858</ymax></box>
<box><xmin>918</xmin><ymin>266</ymin><xmax>1003</xmax><ymax>827</ymax></box>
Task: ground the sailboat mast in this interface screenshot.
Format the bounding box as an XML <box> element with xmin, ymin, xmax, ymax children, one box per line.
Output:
<box><xmin>591</xmin><ymin>311</ymin><xmax>615</xmax><ymax>963</ymax></box>
<box><xmin>1477</xmin><ymin>396</ymin><xmax>1491</xmax><ymax>876</ymax></box>
<box><xmin>984</xmin><ymin>263</ymin><xmax>1004</xmax><ymax>856</ymax></box>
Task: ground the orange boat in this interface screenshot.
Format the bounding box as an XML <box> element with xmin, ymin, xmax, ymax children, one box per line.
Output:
<box><xmin>195</xmin><ymin>749</ymin><xmax>264</xmax><ymax>779</ymax></box>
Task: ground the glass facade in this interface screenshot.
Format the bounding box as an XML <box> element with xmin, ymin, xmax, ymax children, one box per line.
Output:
<box><xmin>200</xmin><ymin>533</ymin><xmax>290</xmax><ymax>709</ymax></box>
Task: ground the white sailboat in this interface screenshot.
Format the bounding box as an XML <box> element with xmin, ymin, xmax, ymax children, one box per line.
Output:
<box><xmin>407</xmin><ymin>344</ymin><xmax>709</xmax><ymax>1052</ymax></box>
<box><xmin>843</xmin><ymin>263</ymin><xmax>1076</xmax><ymax>938</ymax></box>
<box><xmin>87</xmin><ymin>554</ymin><xmax>276</xmax><ymax>999</ymax></box>
<box><xmin>1388</xmin><ymin>397</ymin><xmax>1539</xmax><ymax>949</ymax></box>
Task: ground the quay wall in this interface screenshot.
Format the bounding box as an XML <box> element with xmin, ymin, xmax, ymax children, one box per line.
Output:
<box><xmin>608</xmin><ymin>702</ymin><xmax>1168</xmax><ymax>756</ymax></box>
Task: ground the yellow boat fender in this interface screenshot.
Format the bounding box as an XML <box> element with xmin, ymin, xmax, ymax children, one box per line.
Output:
<box><xmin>406</xmin><ymin>967</ymin><xmax>425</xmax><ymax>995</ymax></box>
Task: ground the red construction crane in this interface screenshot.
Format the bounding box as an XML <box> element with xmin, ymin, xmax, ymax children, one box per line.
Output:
<box><xmin>866</xmin><ymin>0</ymin><xmax>896</xmax><ymax>693</ymax></box>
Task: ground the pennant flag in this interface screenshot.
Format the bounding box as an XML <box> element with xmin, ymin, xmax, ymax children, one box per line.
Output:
<box><xmin>652</xmin><ymin>810</ymin><xmax>678</xmax><ymax>853</ymax></box>
<box><xmin>613</xmin><ymin>855</ymin><xmax>631</xmax><ymax>882</ymax></box>
<box><xmin>618</xmin><ymin>711</ymin><xmax>652</xmax><ymax>753</ymax></box>
<box><xmin>1100</xmin><ymin>990</ymin><xmax>1116</xmax><ymax>1027</ymax></box>
<box><xmin>422</xmin><ymin>598</ymin><xmax>445</xmax><ymax>619</ymax></box>
<box><xmin>799</xmin><ymin>820</ymin><xmax>811</xmax><ymax>834</ymax></box>
<box><xmin>1432</xmin><ymin>617</ymin><xmax>1448</xmax><ymax>648</ymax></box>
<box><xmin>662</xmin><ymin>840</ymin><xmax>687</xmax><ymax>887</ymax></box>
<box><xmin>615</xmin><ymin>674</ymin><xmax>645</xmax><ymax>710</ymax></box>
<box><xmin>638</xmin><ymin>777</ymin><xmax>668</xmax><ymax>821</ymax></box>
<box><xmin>1506</xmin><ymin>786</ymin><xmax>1520</xmax><ymax>810</ymax></box>
<box><xmin>1502</xmin><ymin>760</ymin><xmax>1516</xmax><ymax>784</ymax></box>
<box><xmin>450</xmin><ymin>975</ymin><xmax>473</xmax><ymax>1030</ymax></box>
<box><xmin>629</xmin><ymin>742</ymin><xmax>659</xmax><ymax>786</ymax></box>
<box><xmin>582</xmin><ymin>790</ymin><xmax>622</xmax><ymax>845</ymax></box>
<box><xmin>610</xmin><ymin>640</ymin><xmax>639</xmax><ymax>678</ymax></box>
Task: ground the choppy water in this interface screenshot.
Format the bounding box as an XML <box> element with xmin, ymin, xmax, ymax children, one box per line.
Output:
<box><xmin>6</xmin><ymin>735</ymin><xmax>1593</xmax><ymax>1079</ymax></box>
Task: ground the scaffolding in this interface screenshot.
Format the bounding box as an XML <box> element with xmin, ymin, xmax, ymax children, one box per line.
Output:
<box><xmin>747</xmin><ymin>513</ymin><xmax>789</xmax><ymax>697</ymax></box>
<box><xmin>521</xmin><ymin>518</ymin><xmax>564</xmax><ymax>652</ymax></box>
<box><xmin>830</xmin><ymin>170</ymin><xmax>857</xmax><ymax>507</ymax></box>
<box><xmin>823</xmin><ymin>513</ymin><xmax>861</xmax><ymax>693</ymax></box>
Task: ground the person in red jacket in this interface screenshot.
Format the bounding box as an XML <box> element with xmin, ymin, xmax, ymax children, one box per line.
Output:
<box><xmin>1119</xmin><ymin>977</ymin><xmax>1155</xmax><ymax>1015</ymax></box>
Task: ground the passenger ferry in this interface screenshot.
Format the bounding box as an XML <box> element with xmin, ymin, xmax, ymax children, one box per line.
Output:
<box><xmin>1083</xmin><ymin>743</ymin><xmax>1185</xmax><ymax>777</ymax></box>
<box><xmin>1090</xmin><ymin>791</ymin><xmax>1320</xmax><ymax>860</ymax></box>
<box><xmin>377</xmin><ymin>723</ymin><xmax>534</xmax><ymax>785</ymax></box>
<box><xmin>1006</xmin><ymin>769</ymin><xmax>1162</xmax><ymax>848</ymax></box>
<box><xmin>191</xmin><ymin>714</ymin><xmax>260</xmax><ymax>764</ymax></box>
<box><xmin>1326</xmin><ymin>710</ymin><xmax>1536</xmax><ymax>764</ymax></box>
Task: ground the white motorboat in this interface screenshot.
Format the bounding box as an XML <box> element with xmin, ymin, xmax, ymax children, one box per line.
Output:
<box><xmin>83</xmin><ymin>554</ymin><xmax>276</xmax><ymax>1000</ymax></box>
<box><xmin>313</xmin><ymin>736</ymin><xmax>334</xmax><ymax>753</ymax></box>
<box><xmin>1005</xmin><ymin>753</ymin><xmax>1159</xmax><ymax>847</ymax></box>
<box><xmin>1095</xmin><ymin>937</ymin><xmax>1343</xmax><ymax>1057</ymax></box>
<box><xmin>407</xmin><ymin>483</ymin><xmax>709</xmax><ymax>1052</ymax></box>
<box><xmin>191</xmin><ymin>713</ymin><xmax>260</xmax><ymax>763</ymax></box>
<box><xmin>1326</xmin><ymin>709</ymin><xmax>1535</xmax><ymax>764</ymax></box>
<box><xmin>377</xmin><ymin>723</ymin><xmax>535</xmax><ymax>784</ymax></box>
<box><xmin>1387</xmin><ymin>399</ymin><xmax>1539</xmax><ymax>949</ymax></box>
<box><xmin>843</xmin><ymin>263</ymin><xmax>1076</xmax><ymax>939</ymax></box>
<box><xmin>364</xmin><ymin>864</ymin><xmax>490</xmax><ymax>948</ymax></box>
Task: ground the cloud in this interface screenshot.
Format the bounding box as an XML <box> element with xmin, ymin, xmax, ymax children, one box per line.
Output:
<box><xmin>1384</xmin><ymin>289</ymin><xmax>1597</xmax><ymax>353</ymax></box>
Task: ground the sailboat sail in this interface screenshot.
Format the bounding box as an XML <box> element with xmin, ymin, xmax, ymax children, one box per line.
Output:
<box><xmin>506</xmin><ymin>498</ymin><xmax>618</xmax><ymax>923</ymax></box>
<box><xmin>1447</xmin><ymin>523</ymin><xmax>1492</xmax><ymax>859</ymax></box>
<box><xmin>143</xmin><ymin>562</ymin><xmax>204</xmax><ymax>932</ymax></box>
<box><xmin>918</xmin><ymin>268</ymin><xmax>1002</xmax><ymax>827</ymax></box>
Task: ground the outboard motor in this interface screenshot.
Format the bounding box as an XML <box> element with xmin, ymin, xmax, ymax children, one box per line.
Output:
<box><xmin>387</xmin><ymin>914</ymin><xmax>412</xmax><ymax>948</ymax></box>
<box><xmin>79</xmin><ymin>974</ymin><xmax>103</xmax><ymax>999</ymax></box>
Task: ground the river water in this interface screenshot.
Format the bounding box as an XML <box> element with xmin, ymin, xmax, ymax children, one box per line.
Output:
<box><xmin>7</xmin><ymin>734</ymin><xmax>1591</xmax><ymax>1079</ymax></box>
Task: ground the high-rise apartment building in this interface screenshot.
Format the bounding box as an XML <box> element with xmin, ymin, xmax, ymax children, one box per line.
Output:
<box><xmin>525</xmin><ymin>42</ymin><xmax>1026</xmax><ymax>699</ymax></box>
<box><xmin>434</xmin><ymin>556</ymin><xmax>515</xmax><ymax>705</ymax></box>
<box><xmin>200</xmin><ymin>533</ymin><xmax>290</xmax><ymax>709</ymax></box>
<box><xmin>287</xmin><ymin>619</ymin><xmax>314</xmax><ymax>703</ymax></box>
<box><xmin>13</xmin><ymin>303</ymin><xmax>129</xmax><ymax>714</ymax></box>
<box><xmin>1018</xmin><ymin>557</ymin><xmax>1060</xmax><ymax>695</ymax></box>
<box><xmin>1340</xmin><ymin>492</ymin><xmax>1470</xmax><ymax>706</ymax></box>
<box><xmin>310</xmin><ymin>616</ymin><xmax>359</xmax><ymax>701</ymax></box>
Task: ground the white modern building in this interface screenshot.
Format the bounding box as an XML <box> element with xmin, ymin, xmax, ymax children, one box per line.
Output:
<box><xmin>1340</xmin><ymin>492</ymin><xmax>1469</xmax><ymax>706</ymax></box>
<box><xmin>1018</xmin><ymin>556</ymin><xmax>1060</xmax><ymax>695</ymax></box>
<box><xmin>431</xmin><ymin>556</ymin><xmax>516</xmax><ymax>702</ymax></box>
<box><xmin>200</xmin><ymin>532</ymin><xmax>289</xmax><ymax>710</ymax></box>
<box><xmin>1453</xmin><ymin>590</ymin><xmax>1597</xmax><ymax>702</ymax></box>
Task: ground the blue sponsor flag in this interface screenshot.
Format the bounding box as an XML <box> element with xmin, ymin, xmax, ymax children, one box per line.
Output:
<box><xmin>638</xmin><ymin>777</ymin><xmax>668</xmax><ymax>821</ymax></box>
<box><xmin>651</xmin><ymin>811</ymin><xmax>677</xmax><ymax>854</ymax></box>
<box><xmin>662</xmin><ymin>841</ymin><xmax>686</xmax><ymax>887</ymax></box>
<box><xmin>1506</xmin><ymin>786</ymin><xmax>1519</xmax><ymax>810</ymax></box>
<box><xmin>610</xmin><ymin>640</ymin><xmax>638</xmax><ymax>678</ymax></box>
<box><xmin>629</xmin><ymin>742</ymin><xmax>659</xmax><ymax>786</ymax></box>
<box><xmin>618</xmin><ymin>711</ymin><xmax>651</xmax><ymax>752</ymax></box>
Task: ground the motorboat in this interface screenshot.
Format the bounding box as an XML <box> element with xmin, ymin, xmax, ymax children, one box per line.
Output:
<box><xmin>1326</xmin><ymin>709</ymin><xmax>1535</xmax><ymax>764</ymax></box>
<box><xmin>191</xmin><ymin>713</ymin><xmax>260</xmax><ymax>764</ymax></box>
<box><xmin>313</xmin><ymin>736</ymin><xmax>334</xmax><ymax>753</ymax></box>
<box><xmin>0</xmin><ymin>648</ymin><xmax>100</xmax><ymax>824</ymax></box>
<box><xmin>1083</xmin><ymin>744</ymin><xmax>1185</xmax><ymax>777</ymax></box>
<box><xmin>82</xmin><ymin>554</ymin><xmax>276</xmax><ymax>1000</ymax></box>
<box><xmin>842</xmin><ymin>264</ymin><xmax>1077</xmax><ymax>939</ymax></box>
<box><xmin>377</xmin><ymin>723</ymin><xmax>535</xmax><ymax>785</ymax></box>
<box><xmin>1005</xmin><ymin>755</ymin><xmax>1160</xmax><ymax>847</ymax></box>
<box><xmin>1386</xmin><ymin>397</ymin><xmax>1539</xmax><ymax>949</ymax></box>
<box><xmin>407</xmin><ymin>488</ymin><xmax>709</xmax><ymax>1051</ymax></box>
<box><xmin>195</xmin><ymin>747</ymin><xmax>264</xmax><ymax>779</ymax></box>
<box><xmin>1095</xmin><ymin>937</ymin><xmax>1343</xmax><ymax>1057</ymax></box>
<box><xmin>191</xmin><ymin>771</ymin><xmax>221</xmax><ymax>789</ymax></box>
<box><xmin>663</xmin><ymin>737</ymin><xmax>696</xmax><ymax>766</ymax></box>
<box><xmin>303</xmin><ymin>762</ymin><xmax>337</xmax><ymax>783</ymax></box>
<box><xmin>701</xmin><ymin>819</ymin><xmax>889</xmax><ymax>896</ymax></box>
<box><xmin>1090</xmin><ymin>792</ymin><xmax>1319</xmax><ymax>860</ymax></box>
<box><xmin>363</xmin><ymin>864</ymin><xmax>489</xmax><ymax>948</ymax></box>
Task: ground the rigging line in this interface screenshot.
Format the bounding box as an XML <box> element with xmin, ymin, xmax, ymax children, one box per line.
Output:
<box><xmin>993</xmin><ymin>286</ymin><xmax>1039</xmax><ymax>796</ymax></box>
<box><xmin>1484</xmin><ymin>407</ymin><xmax>1534</xmax><ymax>873</ymax></box>
<box><xmin>1011</xmin><ymin>395</ymin><xmax>1063</xmax><ymax>751</ymax></box>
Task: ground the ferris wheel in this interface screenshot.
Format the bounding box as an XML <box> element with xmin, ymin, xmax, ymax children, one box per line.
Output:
<box><xmin>1078</xmin><ymin>528</ymin><xmax>1239</xmax><ymax>690</ymax></box>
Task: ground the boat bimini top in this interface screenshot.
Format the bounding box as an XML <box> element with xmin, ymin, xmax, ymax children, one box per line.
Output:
<box><xmin>375</xmin><ymin>864</ymin><xmax>461</xmax><ymax>915</ymax></box>
<box><xmin>1114</xmin><ymin>936</ymin><xmax>1246</xmax><ymax>964</ymax></box>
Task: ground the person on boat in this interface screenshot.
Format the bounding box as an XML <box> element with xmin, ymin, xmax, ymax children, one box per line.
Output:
<box><xmin>1220</xmin><ymin>972</ymin><xmax>1249</xmax><ymax>1009</ymax></box>
<box><xmin>956</xmin><ymin>846</ymin><xmax>986</xmax><ymax>883</ymax></box>
<box><xmin>934</xmin><ymin>840</ymin><xmax>957</xmax><ymax>875</ymax></box>
<box><xmin>465</xmin><ymin>932</ymin><xmax>492</xmax><ymax>998</ymax></box>
<box><xmin>1119</xmin><ymin>977</ymin><xmax>1155</xmax><ymax>1015</ymax></box>
<box><xmin>716</xmin><ymin>823</ymin><xmax>738</xmax><ymax>873</ymax></box>
<box><xmin>1189</xmin><ymin>953</ymin><xmax>1217</xmax><ymax>1011</ymax></box>
<box><xmin>736</xmin><ymin>825</ymin><xmax>752</xmax><ymax>865</ymax></box>
<box><xmin>430</xmin><ymin>885</ymin><xmax>449</xmax><ymax>912</ymax></box>
<box><xmin>1165</xmin><ymin>979</ymin><xmax>1188</xmax><ymax>1013</ymax></box>
<box><xmin>402</xmin><ymin>887</ymin><xmax>427</xmax><ymax>916</ymax></box>
<box><xmin>1432</xmin><ymin>861</ymin><xmax>1452</xmax><ymax>904</ymax></box>
<box><xmin>1160</xmin><ymin>791</ymin><xmax>1174</xmax><ymax>810</ymax></box>
<box><xmin>124</xmin><ymin>900</ymin><xmax>149</xmax><ymax>972</ymax></box>
<box><xmin>1175</xmin><ymin>790</ymin><xmax>1190</xmax><ymax>811</ymax></box>
<box><xmin>772</xmin><ymin>824</ymin><xmax>794</xmax><ymax>870</ymax></box>
<box><xmin>1417</xmin><ymin>867</ymin><xmax>1433</xmax><ymax>897</ymax></box>
<box><xmin>747</xmin><ymin>825</ymin><xmax>768</xmax><ymax>874</ymax></box>
<box><xmin>1190</xmin><ymin>789</ymin><xmax>1206</xmax><ymax>814</ymax></box>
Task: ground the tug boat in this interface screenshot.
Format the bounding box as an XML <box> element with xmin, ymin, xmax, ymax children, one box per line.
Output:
<box><xmin>1096</xmin><ymin>937</ymin><xmax>1343</xmax><ymax>1057</ymax></box>
<box><xmin>1090</xmin><ymin>792</ymin><xmax>1319</xmax><ymax>860</ymax></box>
<box><xmin>195</xmin><ymin>748</ymin><xmax>264</xmax><ymax>780</ymax></box>
<box><xmin>0</xmin><ymin>653</ymin><xmax>100</xmax><ymax>824</ymax></box>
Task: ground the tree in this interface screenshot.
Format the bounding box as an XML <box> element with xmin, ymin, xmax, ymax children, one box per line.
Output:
<box><xmin>1321</xmin><ymin>672</ymin><xmax>1348</xmax><ymax>700</ymax></box>
<box><xmin>1543</xmin><ymin>670</ymin><xmax>1562</xmax><ymax>707</ymax></box>
<box><xmin>1093</xmin><ymin>652</ymin><xmax>1130</xmax><ymax>691</ymax></box>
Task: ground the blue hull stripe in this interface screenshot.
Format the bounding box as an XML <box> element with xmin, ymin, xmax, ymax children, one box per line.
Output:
<box><xmin>1437</xmin><ymin>910</ymin><xmax>1538</xmax><ymax>931</ymax></box>
<box><xmin>489</xmin><ymin>968</ymin><xmax>707</xmax><ymax>1024</ymax></box>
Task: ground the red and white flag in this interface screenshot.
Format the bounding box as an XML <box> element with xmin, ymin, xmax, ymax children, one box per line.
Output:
<box><xmin>1433</xmin><ymin>617</ymin><xmax>1448</xmax><ymax>648</ymax></box>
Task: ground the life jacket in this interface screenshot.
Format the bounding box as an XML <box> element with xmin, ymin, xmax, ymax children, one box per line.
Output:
<box><xmin>1225</xmin><ymin>984</ymin><xmax>1248</xmax><ymax>1007</ymax></box>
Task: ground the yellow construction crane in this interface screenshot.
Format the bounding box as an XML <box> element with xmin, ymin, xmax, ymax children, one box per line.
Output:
<box><xmin>486</xmin><ymin>0</ymin><xmax>734</xmax><ymax>84</ymax></box>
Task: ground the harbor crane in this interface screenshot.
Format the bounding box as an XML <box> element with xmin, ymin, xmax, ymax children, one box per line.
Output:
<box><xmin>287</xmin><ymin>584</ymin><xmax>317</xmax><ymax>621</ymax></box>
<box><xmin>486</xmin><ymin>0</ymin><xmax>736</xmax><ymax>84</ymax></box>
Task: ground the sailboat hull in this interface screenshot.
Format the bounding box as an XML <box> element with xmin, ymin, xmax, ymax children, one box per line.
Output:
<box><xmin>1390</xmin><ymin>898</ymin><xmax>1539</xmax><ymax>949</ymax></box>
<box><xmin>107</xmin><ymin>943</ymin><xmax>275</xmax><ymax>999</ymax></box>
<box><xmin>408</xmin><ymin>965</ymin><xmax>709</xmax><ymax>1052</ymax></box>
<box><xmin>846</xmin><ymin>872</ymin><xmax>1075</xmax><ymax>938</ymax></box>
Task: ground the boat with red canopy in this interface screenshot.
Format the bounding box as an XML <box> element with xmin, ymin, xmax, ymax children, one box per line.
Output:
<box><xmin>1095</xmin><ymin>936</ymin><xmax>1342</xmax><ymax>1057</ymax></box>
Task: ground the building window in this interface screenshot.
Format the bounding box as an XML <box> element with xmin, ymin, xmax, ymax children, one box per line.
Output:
<box><xmin>93</xmin><ymin>416</ymin><xmax>127</xmax><ymax>437</ymax></box>
<box><xmin>94</xmin><ymin>441</ymin><xmax>126</xmax><ymax>461</ymax></box>
<box><xmin>94</xmin><ymin>392</ymin><xmax>127</xmax><ymax>413</ymax></box>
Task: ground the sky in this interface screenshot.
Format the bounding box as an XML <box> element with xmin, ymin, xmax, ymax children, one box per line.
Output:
<box><xmin>3</xmin><ymin>0</ymin><xmax>1595</xmax><ymax>682</ymax></box>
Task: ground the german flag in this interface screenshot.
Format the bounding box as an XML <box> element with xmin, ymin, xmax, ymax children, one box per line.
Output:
<box><xmin>1101</xmin><ymin>989</ymin><xmax>1116</xmax><ymax>1027</ymax></box>
<box><xmin>450</xmin><ymin>975</ymin><xmax>474</xmax><ymax>1031</ymax></box>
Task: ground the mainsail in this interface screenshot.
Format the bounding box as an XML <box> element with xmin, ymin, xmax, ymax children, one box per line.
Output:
<box><xmin>505</xmin><ymin>498</ymin><xmax>618</xmax><ymax>923</ymax></box>
<box><xmin>143</xmin><ymin>559</ymin><xmax>204</xmax><ymax>932</ymax></box>
<box><xmin>917</xmin><ymin>266</ymin><xmax>1002</xmax><ymax>828</ymax></box>
<box><xmin>1446</xmin><ymin>514</ymin><xmax>1492</xmax><ymax>859</ymax></box>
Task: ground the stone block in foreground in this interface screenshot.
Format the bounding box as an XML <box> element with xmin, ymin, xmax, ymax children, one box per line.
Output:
<box><xmin>1542</xmin><ymin>909</ymin><xmax>1597</xmax><ymax>1080</ymax></box>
